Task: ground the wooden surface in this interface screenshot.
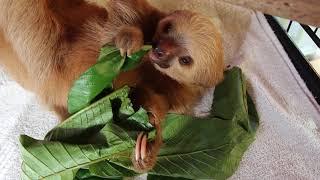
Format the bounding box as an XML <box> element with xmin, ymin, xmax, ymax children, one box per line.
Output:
<box><xmin>218</xmin><ymin>0</ymin><xmax>320</xmax><ymax>26</ymax></box>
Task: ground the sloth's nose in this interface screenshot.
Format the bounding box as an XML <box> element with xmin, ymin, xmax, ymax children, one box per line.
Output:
<box><xmin>152</xmin><ymin>39</ymin><xmax>166</xmax><ymax>59</ymax></box>
<box><xmin>154</xmin><ymin>47</ymin><xmax>165</xmax><ymax>58</ymax></box>
<box><xmin>152</xmin><ymin>39</ymin><xmax>172</xmax><ymax>59</ymax></box>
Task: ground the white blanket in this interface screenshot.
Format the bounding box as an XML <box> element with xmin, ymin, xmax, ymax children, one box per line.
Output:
<box><xmin>1</xmin><ymin>13</ymin><xmax>320</xmax><ymax>179</ymax></box>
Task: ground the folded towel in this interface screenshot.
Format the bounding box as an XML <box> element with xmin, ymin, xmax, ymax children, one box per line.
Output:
<box><xmin>231</xmin><ymin>13</ymin><xmax>320</xmax><ymax>179</ymax></box>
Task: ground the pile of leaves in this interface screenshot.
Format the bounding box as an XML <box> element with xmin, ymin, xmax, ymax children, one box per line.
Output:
<box><xmin>19</xmin><ymin>45</ymin><xmax>259</xmax><ymax>180</ymax></box>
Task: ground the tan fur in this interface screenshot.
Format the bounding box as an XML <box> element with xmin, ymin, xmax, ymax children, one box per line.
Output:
<box><xmin>0</xmin><ymin>0</ymin><xmax>224</xmax><ymax>171</ymax></box>
<box><xmin>148</xmin><ymin>0</ymin><xmax>252</xmax><ymax>66</ymax></box>
<box><xmin>0</xmin><ymin>30</ymin><xmax>31</xmax><ymax>90</ymax></box>
<box><xmin>153</xmin><ymin>10</ymin><xmax>224</xmax><ymax>88</ymax></box>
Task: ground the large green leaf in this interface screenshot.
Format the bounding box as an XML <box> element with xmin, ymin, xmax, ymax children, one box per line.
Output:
<box><xmin>20</xmin><ymin>67</ymin><xmax>259</xmax><ymax>180</ymax></box>
<box><xmin>109</xmin><ymin>68</ymin><xmax>258</xmax><ymax>180</ymax></box>
<box><xmin>20</xmin><ymin>86</ymin><xmax>151</xmax><ymax>180</ymax></box>
<box><xmin>67</xmin><ymin>45</ymin><xmax>151</xmax><ymax>114</ymax></box>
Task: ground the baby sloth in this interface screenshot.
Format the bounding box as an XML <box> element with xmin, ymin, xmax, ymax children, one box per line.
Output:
<box><xmin>113</xmin><ymin>11</ymin><xmax>224</xmax><ymax>172</ymax></box>
<box><xmin>0</xmin><ymin>0</ymin><xmax>224</xmax><ymax>173</ymax></box>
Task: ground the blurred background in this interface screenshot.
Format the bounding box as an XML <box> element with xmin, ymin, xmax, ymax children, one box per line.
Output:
<box><xmin>276</xmin><ymin>17</ymin><xmax>320</xmax><ymax>76</ymax></box>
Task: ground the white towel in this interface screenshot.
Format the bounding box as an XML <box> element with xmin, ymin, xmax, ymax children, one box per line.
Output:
<box><xmin>0</xmin><ymin>72</ymin><xmax>59</xmax><ymax>179</ymax></box>
<box><xmin>231</xmin><ymin>13</ymin><xmax>320</xmax><ymax>179</ymax></box>
<box><xmin>0</xmin><ymin>12</ymin><xmax>320</xmax><ymax>180</ymax></box>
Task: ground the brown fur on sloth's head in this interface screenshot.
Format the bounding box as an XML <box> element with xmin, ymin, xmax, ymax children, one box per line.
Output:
<box><xmin>149</xmin><ymin>10</ymin><xmax>224</xmax><ymax>88</ymax></box>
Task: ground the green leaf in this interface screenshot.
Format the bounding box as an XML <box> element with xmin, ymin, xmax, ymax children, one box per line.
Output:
<box><xmin>46</xmin><ymin>87</ymin><xmax>131</xmax><ymax>142</ymax></box>
<box><xmin>88</xmin><ymin>161</ymin><xmax>137</xmax><ymax>178</ymax></box>
<box><xmin>20</xmin><ymin>123</ymin><xmax>135</xmax><ymax>180</ymax></box>
<box><xmin>121</xmin><ymin>45</ymin><xmax>152</xmax><ymax>72</ymax></box>
<box><xmin>147</xmin><ymin>174</ymin><xmax>190</xmax><ymax>180</ymax></box>
<box><xmin>67</xmin><ymin>48</ymin><xmax>123</xmax><ymax>114</ymax></box>
<box><xmin>117</xmin><ymin>107</ymin><xmax>154</xmax><ymax>132</ymax></box>
<box><xmin>20</xmin><ymin>87</ymin><xmax>152</xmax><ymax>180</ymax></box>
<box><xmin>146</xmin><ymin>68</ymin><xmax>259</xmax><ymax>179</ymax></box>
<box><xmin>20</xmin><ymin>67</ymin><xmax>259</xmax><ymax>179</ymax></box>
<box><xmin>67</xmin><ymin>45</ymin><xmax>151</xmax><ymax>114</ymax></box>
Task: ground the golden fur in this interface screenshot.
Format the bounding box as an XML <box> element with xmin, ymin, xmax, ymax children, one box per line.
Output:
<box><xmin>0</xmin><ymin>0</ymin><xmax>224</xmax><ymax>171</ymax></box>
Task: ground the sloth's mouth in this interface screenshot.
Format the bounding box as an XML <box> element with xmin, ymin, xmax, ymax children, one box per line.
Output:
<box><xmin>149</xmin><ymin>50</ymin><xmax>170</xmax><ymax>69</ymax></box>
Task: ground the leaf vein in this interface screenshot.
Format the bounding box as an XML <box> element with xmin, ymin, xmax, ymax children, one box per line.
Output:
<box><xmin>43</xmin><ymin>144</ymin><xmax>66</xmax><ymax>169</ymax></box>
<box><xmin>158</xmin><ymin>145</ymin><xmax>229</xmax><ymax>158</ymax></box>
<box><xmin>202</xmin><ymin>152</ymin><xmax>217</xmax><ymax>160</ymax></box>
<box><xmin>164</xmin><ymin>157</ymin><xmax>191</xmax><ymax>176</ymax></box>
<box><xmin>155</xmin><ymin>161</ymin><xmax>171</xmax><ymax>174</ymax></box>
<box><xmin>24</xmin><ymin>149</ymin><xmax>55</xmax><ymax>174</ymax></box>
<box><xmin>187</xmin><ymin>155</ymin><xmax>217</xmax><ymax>171</ymax></box>
<box><xmin>61</xmin><ymin>143</ymin><xmax>80</xmax><ymax>165</ymax></box>
<box><xmin>177</xmin><ymin>156</ymin><xmax>208</xmax><ymax>177</ymax></box>
<box><xmin>22</xmin><ymin>163</ymin><xmax>42</xmax><ymax>179</ymax></box>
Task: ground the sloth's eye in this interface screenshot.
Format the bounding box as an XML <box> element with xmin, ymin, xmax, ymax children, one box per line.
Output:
<box><xmin>179</xmin><ymin>56</ymin><xmax>193</xmax><ymax>65</ymax></box>
<box><xmin>163</xmin><ymin>22</ymin><xmax>172</xmax><ymax>34</ymax></box>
